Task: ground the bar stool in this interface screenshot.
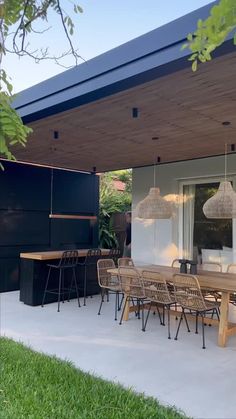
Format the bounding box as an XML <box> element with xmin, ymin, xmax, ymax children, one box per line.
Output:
<box><xmin>78</xmin><ymin>248</ymin><xmax>102</xmax><ymax>306</ymax></box>
<box><xmin>108</xmin><ymin>248</ymin><xmax>121</xmax><ymax>267</ymax></box>
<box><xmin>41</xmin><ymin>250</ymin><xmax>80</xmax><ymax>312</ymax></box>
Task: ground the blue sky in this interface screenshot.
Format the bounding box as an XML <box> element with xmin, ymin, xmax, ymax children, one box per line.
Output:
<box><xmin>4</xmin><ymin>0</ymin><xmax>213</xmax><ymax>93</ymax></box>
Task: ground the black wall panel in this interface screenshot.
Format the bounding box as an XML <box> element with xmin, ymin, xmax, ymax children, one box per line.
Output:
<box><xmin>0</xmin><ymin>161</ymin><xmax>99</xmax><ymax>292</ymax></box>
<box><xmin>0</xmin><ymin>210</ymin><xmax>50</xmax><ymax>246</ymax></box>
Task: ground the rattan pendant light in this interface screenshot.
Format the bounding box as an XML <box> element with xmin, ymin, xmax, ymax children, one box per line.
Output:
<box><xmin>137</xmin><ymin>158</ymin><xmax>172</xmax><ymax>219</ymax></box>
<box><xmin>203</xmin><ymin>144</ymin><xmax>236</xmax><ymax>219</ymax></box>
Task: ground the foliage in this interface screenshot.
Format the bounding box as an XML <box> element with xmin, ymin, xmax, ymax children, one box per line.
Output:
<box><xmin>0</xmin><ymin>0</ymin><xmax>83</xmax><ymax>165</ymax></box>
<box><xmin>0</xmin><ymin>87</ymin><xmax>32</xmax><ymax>169</ymax></box>
<box><xmin>99</xmin><ymin>171</ymin><xmax>131</xmax><ymax>249</ymax></box>
<box><xmin>0</xmin><ymin>337</ymin><xmax>187</xmax><ymax>419</ymax></box>
<box><xmin>185</xmin><ymin>0</ymin><xmax>236</xmax><ymax>71</ymax></box>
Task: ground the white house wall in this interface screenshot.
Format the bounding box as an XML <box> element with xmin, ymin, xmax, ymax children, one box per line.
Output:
<box><xmin>132</xmin><ymin>154</ymin><xmax>236</xmax><ymax>265</ymax></box>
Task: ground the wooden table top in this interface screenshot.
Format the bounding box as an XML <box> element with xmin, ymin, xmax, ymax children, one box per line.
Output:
<box><xmin>109</xmin><ymin>264</ymin><xmax>236</xmax><ymax>294</ymax></box>
<box><xmin>20</xmin><ymin>249</ymin><xmax>110</xmax><ymax>261</ymax></box>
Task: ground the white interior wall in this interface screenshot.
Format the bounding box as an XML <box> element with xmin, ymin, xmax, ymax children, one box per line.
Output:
<box><xmin>132</xmin><ymin>154</ymin><xmax>236</xmax><ymax>265</ymax></box>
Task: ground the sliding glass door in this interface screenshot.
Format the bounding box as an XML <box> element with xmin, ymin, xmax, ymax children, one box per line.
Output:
<box><xmin>180</xmin><ymin>179</ymin><xmax>234</xmax><ymax>268</ymax></box>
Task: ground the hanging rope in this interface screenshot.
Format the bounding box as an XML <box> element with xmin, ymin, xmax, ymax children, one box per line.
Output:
<box><xmin>50</xmin><ymin>168</ymin><xmax>54</xmax><ymax>216</ymax></box>
<box><xmin>225</xmin><ymin>143</ymin><xmax>228</xmax><ymax>182</ymax></box>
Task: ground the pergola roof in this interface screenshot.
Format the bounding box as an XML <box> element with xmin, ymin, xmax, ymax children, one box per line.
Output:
<box><xmin>11</xmin><ymin>1</ymin><xmax>236</xmax><ymax>173</ymax></box>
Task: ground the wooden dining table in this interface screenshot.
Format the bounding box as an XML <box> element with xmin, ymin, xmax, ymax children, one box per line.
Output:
<box><xmin>108</xmin><ymin>264</ymin><xmax>236</xmax><ymax>348</ymax></box>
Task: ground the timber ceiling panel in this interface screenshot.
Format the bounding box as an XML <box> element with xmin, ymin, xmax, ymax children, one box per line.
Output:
<box><xmin>11</xmin><ymin>51</ymin><xmax>236</xmax><ymax>172</ymax></box>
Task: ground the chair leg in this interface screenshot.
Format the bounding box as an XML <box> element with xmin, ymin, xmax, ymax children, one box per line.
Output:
<box><xmin>57</xmin><ymin>269</ymin><xmax>62</xmax><ymax>312</ymax></box>
<box><xmin>156</xmin><ymin>303</ymin><xmax>163</xmax><ymax>325</ymax></box>
<box><xmin>174</xmin><ymin>310</ymin><xmax>183</xmax><ymax>340</ymax></box>
<box><xmin>83</xmin><ymin>265</ymin><xmax>87</xmax><ymax>306</ymax></box>
<box><xmin>107</xmin><ymin>289</ymin><xmax>109</xmax><ymax>302</ymax></box>
<box><xmin>167</xmin><ymin>306</ymin><xmax>171</xmax><ymax>339</ymax></box>
<box><xmin>61</xmin><ymin>270</ymin><xmax>65</xmax><ymax>303</ymax></box>
<box><xmin>119</xmin><ymin>296</ymin><xmax>128</xmax><ymax>325</ymax></box>
<box><xmin>162</xmin><ymin>305</ymin><xmax>165</xmax><ymax>326</ymax></box>
<box><xmin>195</xmin><ymin>312</ymin><xmax>199</xmax><ymax>334</ymax></box>
<box><xmin>73</xmin><ymin>267</ymin><xmax>80</xmax><ymax>308</ymax></box>
<box><xmin>201</xmin><ymin>313</ymin><xmax>206</xmax><ymax>349</ymax></box>
<box><xmin>183</xmin><ymin>309</ymin><xmax>191</xmax><ymax>332</ymax></box>
<box><xmin>115</xmin><ymin>292</ymin><xmax>118</xmax><ymax>321</ymax></box>
<box><xmin>98</xmin><ymin>289</ymin><xmax>105</xmax><ymax>315</ymax></box>
<box><xmin>143</xmin><ymin>302</ymin><xmax>152</xmax><ymax>332</ymax></box>
<box><xmin>141</xmin><ymin>300</ymin><xmax>145</xmax><ymax>331</ymax></box>
<box><xmin>137</xmin><ymin>299</ymin><xmax>140</xmax><ymax>319</ymax></box>
<box><xmin>118</xmin><ymin>293</ymin><xmax>124</xmax><ymax>311</ymax></box>
<box><xmin>41</xmin><ymin>267</ymin><xmax>51</xmax><ymax>307</ymax></box>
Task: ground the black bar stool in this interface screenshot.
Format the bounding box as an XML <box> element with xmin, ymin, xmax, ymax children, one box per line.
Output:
<box><xmin>41</xmin><ymin>250</ymin><xmax>80</xmax><ymax>312</ymax></box>
<box><xmin>108</xmin><ymin>248</ymin><xmax>121</xmax><ymax>267</ymax></box>
<box><xmin>78</xmin><ymin>248</ymin><xmax>102</xmax><ymax>306</ymax></box>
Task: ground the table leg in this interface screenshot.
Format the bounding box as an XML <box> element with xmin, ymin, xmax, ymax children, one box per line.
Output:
<box><xmin>123</xmin><ymin>294</ymin><xmax>130</xmax><ymax>321</ymax></box>
<box><xmin>218</xmin><ymin>291</ymin><xmax>229</xmax><ymax>347</ymax></box>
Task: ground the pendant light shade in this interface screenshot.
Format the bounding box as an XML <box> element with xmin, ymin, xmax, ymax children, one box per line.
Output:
<box><xmin>203</xmin><ymin>181</ymin><xmax>236</xmax><ymax>219</ymax></box>
<box><xmin>137</xmin><ymin>187</ymin><xmax>172</xmax><ymax>219</ymax></box>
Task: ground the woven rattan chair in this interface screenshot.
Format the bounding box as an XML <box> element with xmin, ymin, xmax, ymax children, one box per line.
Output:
<box><xmin>202</xmin><ymin>262</ymin><xmax>222</xmax><ymax>272</ymax></box>
<box><xmin>141</xmin><ymin>270</ymin><xmax>176</xmax><ymax>339</ymax></box>
<box><xmin>201</xmin><ymin>262</ymin><xmax>222</xmax><ymax>304</ymax></box>
<box><xmin>227</xmin><ymin>264</ymin><xmax>236</xmax><ymax>305</ymax></box>
<box><xmin>97</xmin><ymin>259</ymin><xmax>122</xmax><ymax>320</ymax></box>
<box><xmin>171</xmin><ymin>259</ymin><xmax>180</xmax><ymax>268</ymax></box>
<box><xmin>118</xmin><ymin>267</ymin><xmax>146</xmax><ymax>329</ymax></box>
<box><xmin>173</xmin><ymin>273</ymin><xmax>219</xmax><ymax>349</ymax></box>
<box><xmin>118</xmin><ymin>257</ymin><xmax>134</xmax><ymax>267</ymax></box>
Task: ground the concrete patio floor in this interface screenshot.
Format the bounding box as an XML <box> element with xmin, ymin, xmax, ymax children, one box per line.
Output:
<box><xmin>1</xmin><ymin>291</ymin><xmax>236</xmax><ymax>419</ymax></box>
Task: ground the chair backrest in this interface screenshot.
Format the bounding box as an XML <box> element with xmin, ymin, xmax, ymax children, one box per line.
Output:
<box><xmin>142</xmin><ymin>270</ymin><xmax>173</xmax><ymax>305</ymax></box>
<box><xmin>171</xmin><ymin>259</ymin><xmax>179</xmax><ymax>268</ymax></box>
<box><xmin>202</xmin><ymin>262</ymin><xmax>222</xmax><ymax>272</ymax></box>
<box><xmin>173</xmin><ymin>273</ymin><xmax>206</xmax><ymax>311</ymax></box>
<box><xmin>85</xmin><ymin>248</ymin><xmax>102</xmax><ymax>265</ymax></box>
<box><xmin>118</xmin><ymin>267</ymin><xmax>145</xmax><ymax>298</ymax></box>
<box><xmin>59</xmin><ymin>250</ymin><xmax>79</xmax><ymax>267</ymax></box>
<box><xmin>227</xmin><ymin>263</ymin><xmax>236</xmax><ymax>274</ymax></box>
<box><xmin>109</xmin><ymin>248</ymin><xmax>121</xmax><ymax>266</ymax></box>
<box><xmin>97</xmin><ymin>259</ymin><xmax>119</xmax><ymax>289</ymax></box>
<box><xmin>118</xmin><ymin>257</ymin><xmax>134</xmax><ymax>267</ymax></box>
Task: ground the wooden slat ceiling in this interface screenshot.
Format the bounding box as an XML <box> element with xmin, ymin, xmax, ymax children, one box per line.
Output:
<box><xmin>12</xmin><ymin>51</ymin><xmax>236</xmax><ymax>172</ymax></box>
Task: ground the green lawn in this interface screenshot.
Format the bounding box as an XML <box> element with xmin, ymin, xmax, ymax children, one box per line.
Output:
<box><xmin>0</xmin><ymin>337</ymin><xmax>188</xmax><ymax>419</ymax></box>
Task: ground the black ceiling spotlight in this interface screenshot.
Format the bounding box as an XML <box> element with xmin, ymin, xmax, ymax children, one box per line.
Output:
<box><xmin>152</xmin><ymin>136</ymin><xmax>159</xmax><ymax>141</ymax></box>
<box><xmin>53</xmin><ymin>130</ymin><xmax>59</xmax><ymax>139</ymax></box>
<box><xmin>231</xmin><ymin>144</ymin><xmax>235</xmax><ymax>152</ymax></box>
<box><xmin>92</xmin><ymin>166</ymin><xmax>96</xmax><ymax>174</ymax></box>
<box><xmin>222</xmin><ymin>121</ymin><xmax>231</xmax><ymax>126</ymax></box>
<box><xmin>157</xmin><ymin>156</ymin><xmax>161</xmax><ymax>163</ymax></box>
<box><xmin>132</xmin><ymin>107</ymin><xmax>139</xmax><ymax>118</ymax></box>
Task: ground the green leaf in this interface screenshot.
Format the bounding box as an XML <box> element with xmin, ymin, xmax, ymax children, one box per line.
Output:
<box><xmin>192</xmin><ymin>60</ymin><xmax>198</xmax><ymax>72</ymax></box>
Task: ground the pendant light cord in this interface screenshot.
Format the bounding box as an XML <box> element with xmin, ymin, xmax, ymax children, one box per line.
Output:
<box><xmin>153</xmin><ymin>158</ymin><xmax>156</xmax><ymax>188</ymax></box>
<box><xmin>225</xmin><ymin>143</ymin><xmax>228</xmax><ymax>182</ymax></box>
<box><xmin>50</xmin><ymin>168</ymin><xmax>54</xmax><ymax>216</ymax></box>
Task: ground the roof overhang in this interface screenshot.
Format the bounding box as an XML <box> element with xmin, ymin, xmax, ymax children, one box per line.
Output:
<box><xmin>10</xmin><ymin>1</ymin><xmax>236</xmax><ymax>172</ymax></box>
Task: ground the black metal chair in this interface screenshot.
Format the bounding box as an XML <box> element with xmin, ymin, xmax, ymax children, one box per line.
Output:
<box><xmin>41</xmin><ymin>250</ymin><xmax>80</xmax><ymax>312</ymax></box>
<box><xmin>78</xmin><ymin>248</ymin><xmax>102</xmax><ymax>306</ymax></box>
<box><xmin>108</xmin><ymin>248</ymin><xmax>121</xmax><ymax>267</ymax></box>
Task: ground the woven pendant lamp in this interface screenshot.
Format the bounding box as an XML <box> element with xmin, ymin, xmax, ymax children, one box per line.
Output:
<box><xmin>137</xmin><ymin>187</ymin><xmax>172</xmax><ymax>219</ymax></box>
<box><xmin>203</xmin><ymin>144</ymin><xmax>236</xmax><ymax>219</ymax></box>
<box><xmin>137</xmin><ymin>157</ymin><xmax>173</xmax><ymax>219</ymax></box>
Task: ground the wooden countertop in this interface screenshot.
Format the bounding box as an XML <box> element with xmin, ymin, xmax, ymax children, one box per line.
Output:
<box><xmin>20</xmin><ymin>249</ymin><xmax>110</xmax><ymax>261</ymax></box>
